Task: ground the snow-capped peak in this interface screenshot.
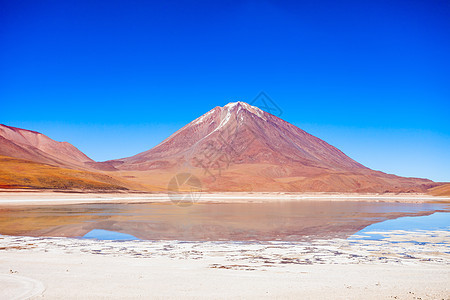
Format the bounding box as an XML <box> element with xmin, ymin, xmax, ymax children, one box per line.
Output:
<box><xmin>190</xmin><ymin>101</ymin><xmax>268</xmax><ymax>129</ymax></box>
<box><xmin>223</xmin><ymin>101</ymin><xmax>267</xmax><ymax>121</ymax></box>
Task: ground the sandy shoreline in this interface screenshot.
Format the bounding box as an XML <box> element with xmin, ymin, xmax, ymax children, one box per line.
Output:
<box><xmin>0</xmin><ymin>230</ymin><xmax>449</xmax><ymax>299</ymax></box>
<box><xmin>0</xmin><ymin>191</ymin><xmax>449</xmax><ymax>206</ymax></box>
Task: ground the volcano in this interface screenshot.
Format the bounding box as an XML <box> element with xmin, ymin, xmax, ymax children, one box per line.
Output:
<box><xmin>109</xmin><ymin>102</ymin><xmax>436</xmax><ymax>193</ymax></box>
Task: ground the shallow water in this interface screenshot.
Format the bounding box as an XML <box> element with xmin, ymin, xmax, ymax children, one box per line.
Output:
<box><xmin>349</xmin><ymin>212</ymin><xmax>450</xmax><ymax>241</ymax></box>
<box><xmin>83</xmin><ymin>229</ymin><xmax>139</xmax><ymax>240</ymax></box>
<box><xmin>0</xmin><ymin>200</ymin><xmax>448</xmax><ymax>241</ymax></box>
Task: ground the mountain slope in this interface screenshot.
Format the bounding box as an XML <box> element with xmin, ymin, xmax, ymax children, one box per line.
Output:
<box><xmin>109</xmin><ymin>102</ymin><xmax>437</xmax><ymax>193</ymax></box>
<box><xmin>428</xmin><ymin>183</ymin><xmax>450</xmax><ymax>196</ymax></box>
<box><xmin>0</xmin><ymin>155</ymin><xmax>129</xmax><ymax>190</ymax></box>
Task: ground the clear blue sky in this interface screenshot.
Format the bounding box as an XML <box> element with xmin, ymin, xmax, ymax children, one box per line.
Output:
<box><xmin>1</xmin><ymin>0</ymin><xmax>449</xmax><ymax>181</ymax></box>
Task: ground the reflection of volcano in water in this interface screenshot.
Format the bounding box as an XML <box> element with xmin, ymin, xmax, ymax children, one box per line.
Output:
<box><xmin>0</xmin><ymin>201</ymin><xmax>448</xmax><ymax>242</ymax></box>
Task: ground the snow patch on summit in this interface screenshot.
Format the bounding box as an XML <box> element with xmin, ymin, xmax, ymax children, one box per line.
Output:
<box><xmin>188</xmin><ymin>101</ymin><xmax>268</xmax><ymax>131</ymax></box>
<box><xmin>224</xmin><ymin>101</ymin><xmax>267</xmax><ymax>121</ymax></box>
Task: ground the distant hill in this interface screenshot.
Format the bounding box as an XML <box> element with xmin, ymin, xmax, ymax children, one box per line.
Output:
<box><xmin>0</xmin><ymin>124</ymin><xmax>117</xmax><ymax>171</ymax></box>
<box><xmin>0</xmin><ymin>124</ymin><xmax>94</xmax><ymax>170</ymax></box>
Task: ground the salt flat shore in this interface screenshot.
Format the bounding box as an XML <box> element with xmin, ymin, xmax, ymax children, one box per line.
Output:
<box><xmin>0</xmin><ymin>191</ymin><xmax>449</xmax><ymax>206</ymax></box>
<box><xmin>0</xmin><ymin>230</ymin><xmax>449</xmax><ymax>299</ymax></box>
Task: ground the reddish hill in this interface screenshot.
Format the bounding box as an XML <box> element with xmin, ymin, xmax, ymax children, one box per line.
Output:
<box><xmin>109</xmin><ymin>102</ymin><xmax>438</xmax><ymax>193</ymax></box>
<box><xmin>0</xmin><ymin>124</ymin><xmax>118</xmax><ymax>171</ymax></box>
<box><xmin>0</xmin><ymin>124</ymin><xmax>94</xmax><ymax>169</ymax></box>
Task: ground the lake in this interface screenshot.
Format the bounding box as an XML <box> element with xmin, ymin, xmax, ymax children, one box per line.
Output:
<box><xmin>0</xmin><ymin>200</ymin><xmax>448</xmax><ymax>241</ymax></box>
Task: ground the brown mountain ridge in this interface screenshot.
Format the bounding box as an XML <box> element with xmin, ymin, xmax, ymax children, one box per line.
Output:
<box><xmin>0</xmin><ymin>103</ymin><xmax>446</xmax><ymax>193</ymax></box>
